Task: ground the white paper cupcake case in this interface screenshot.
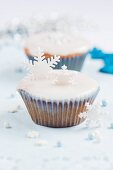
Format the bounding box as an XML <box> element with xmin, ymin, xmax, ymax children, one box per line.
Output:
<box><xmin>18</xmin><ymin>88</ymin><xmax>99</xmax><ymax>128</ymax></box>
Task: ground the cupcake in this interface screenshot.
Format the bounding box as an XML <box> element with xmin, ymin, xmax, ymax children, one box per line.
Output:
<box><xmin>17</xmin><ymin>51</ymin><xmax>99</xmax><ymax>128</ymax></box>
<box><xmin>24</xmin><ymin>32</ymin><xmax>91</xmax><ymax>71</ymax></box>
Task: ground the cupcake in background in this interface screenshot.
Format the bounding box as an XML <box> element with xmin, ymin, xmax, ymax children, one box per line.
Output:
<box><xmin>24</xmin><ymin>32</ymin><xmax>91</xmax><ymax>71</ymax></box>
<box><xmin>17</xmin><ymin>50</ymin><xmax>99</xmax><ymax>128</ymax></box>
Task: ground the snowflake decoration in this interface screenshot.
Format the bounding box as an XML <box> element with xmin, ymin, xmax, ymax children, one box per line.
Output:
<box><xmin>26</xmin><ymin>48</ymin><xmax>77</xmax><ymax>85</ymax></box>
<box><xmin>79</xmin><ymin>100</ymin><xmax>109</xmax><ymax>128</ymax></box>
<box><xmin>25</xmin><ymin>48</ymin><xmax>60</xmax><ymax>80</ymax></box>
<box><xmin>52</xmin><ymin>64</ymin><xmax>78</xmax><ymax>85</ymax></box>
<box><xmin>61</xmin><ymin>64</ymin><xmax>67</xmax><ymax>70</ymax></box>
<box><xmin>25</xmin><ymin>48</ymin><xmax>78</xmax><ymax>85</ymax></box>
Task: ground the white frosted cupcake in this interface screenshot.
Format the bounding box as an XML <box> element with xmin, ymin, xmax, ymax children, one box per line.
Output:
<box><xmin>18</xmin><ymin>51</ymin><xmax>99</xmax><ymax>128</ymax></box>
<box><xmin>24</xmin><ymin>32</ymin><xmax>91</xmax><ymax>71</ymax></box>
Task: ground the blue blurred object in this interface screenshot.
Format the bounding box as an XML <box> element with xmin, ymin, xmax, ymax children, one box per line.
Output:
<box><xmin>101</xmin><ymin>100</ymin><xmax>108</xmax><ymax>107</ymax></box>
<box><xmin>100</xmin><ymin>53</ymin><xmax>113</xmax><ymax>74</ymax></box>
<box><xmin>100</xmin><ymin>65</ymin><xmax>113</xmax><ymax>74</ymax></box>
<box><xmin>89</xmin><ymin>47</ymin><xmax>113</xmax><ymax>74</ymax></box>
<box><xmin>103</xmin><ymin>53</ymin><xmax>113</xmax><ymax>65</ymax></box>
<box><xmin>89</xmin><ymin>47</ymin><xmax>105</xmax><ymax>59</ymax></box>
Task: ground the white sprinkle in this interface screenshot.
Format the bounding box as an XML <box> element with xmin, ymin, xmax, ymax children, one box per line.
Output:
<box><xmin>88</xmin><ymin>132</ymin><xmax>96</xmax><ymax>140</ymax></box>
<box><xmin>35</xmin><ymin>140</ymin><xmax>48</xmax><ymax>146</ymax></box>
<box><xmin>3</xmin><ymin>122</ymin><xmax>12</xmax><ymax>128</ymax></box>
<box><xmin>56</xmin><ymin>141</ymin><xmax>62</xmax><ymax>147</ymax></box>
<box><xmin>8</xmin><ymin>105</ymin><xmax>21</xmax><ymax>113</ymax></box>
<box><xmin>8</xmin><ymin>109</ymin><xmax>18</xmax><ymax>113</ymax></box>
<box><xmin>26</xmin><ymin>131</ymin><xmax>40</xmax><ymax>138</ymax></box>
<box><xmin>82</xmin><ymin>101</ymin><xmax>109</xmax><ymax>128</ymax></box>
<box><xmin>110</xmin><ymin>123</ymin><xmax>113</xmax><ymax>129</ymax></box>
<box><xmin>79</xmin><ymin>112</ymin><xmax>87</xmax><ymax>119</ymax></box>
<box><xmin>61</xmin><ymin>65</ymin><xmax>67</xmax><ymax>70</ymax></box>
<box><xmin>94</xmin><ymin>131</ymin><xmax>102</xmax><ymax>142</ymax></box>
<box><xmin>9</xmin><ymin>94</ymin><xmax>15</xmax><ymax>98</ymax></box>
<box><xmin>88</xmin><ymin>130</ymin><xmax>102</xmax><ymax>142</ymax></box>
<box><xmin>101</xmin><ymin>100</ymin><xmax>108</xmax><ymax>107</ymax></box>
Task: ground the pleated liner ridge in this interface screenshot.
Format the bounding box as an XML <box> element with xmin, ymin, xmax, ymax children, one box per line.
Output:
<box><xmin>26</xmin><ymin>53</ymin><xmax>87</xmax><ymax>71</ymax></box>
<box><xmin>18</xmin><ymin>89</ymin><xmax>99</xmax><ymax>128</ymax></box>
<box><xmin>54</xmin><ymin>54</ymin><xmax>86</xmax><ymax>71</ymax></box>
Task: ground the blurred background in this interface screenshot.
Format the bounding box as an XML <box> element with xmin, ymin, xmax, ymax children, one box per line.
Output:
<box><xmin>0</xmin><ymin>0</ymin><xmax>113</xmax><ymax>50</ymax></box>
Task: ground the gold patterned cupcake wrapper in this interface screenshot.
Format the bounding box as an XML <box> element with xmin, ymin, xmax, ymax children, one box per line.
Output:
<box><xmin>18</xmin><ymin>89</ymin><xmax>99</xmax><ymax>128</ymax></box>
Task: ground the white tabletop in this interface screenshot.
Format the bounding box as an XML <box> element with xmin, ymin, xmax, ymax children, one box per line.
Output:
<box><xmin>0</xmin><ymin>0</ymin><xmax>113</xmax><ymax>169</ymax></box>
<box><xmin>0</xmin><ymin>43</ymin><xmax>113</xmax><ymax>170</ymax></box>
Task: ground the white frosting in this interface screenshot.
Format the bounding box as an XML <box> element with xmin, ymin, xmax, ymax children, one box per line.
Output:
<box><xmin>18</xmin><ymin>70</ymin><xmax>99</xmax><ymax>101</ymax></box>
<box><xmin>25</xmin><ymin>32</ymin><xmax>91</xmax><ymax>55</ymax></box>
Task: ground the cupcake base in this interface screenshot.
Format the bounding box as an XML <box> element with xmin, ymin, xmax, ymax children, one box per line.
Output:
<box><xmin>18</xmin><ymin>89</ymin><xmax>99</xmax><ymax>128</ymax></box>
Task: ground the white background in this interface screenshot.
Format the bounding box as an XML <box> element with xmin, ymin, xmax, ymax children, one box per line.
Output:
<box><xmin>0</xmin><ymin>0</ymin><xmax>113</xmax><ymax>50</ymax></box>
<box><xmin>0</xmin><ymin>0</ymin><xmax>113</xmax><ymax>25</ymax></box>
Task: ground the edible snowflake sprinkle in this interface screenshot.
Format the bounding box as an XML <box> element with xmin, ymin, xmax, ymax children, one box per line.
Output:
<box><xmin>26</xmin><ymin>131</ymin><xmax>40</xmax><ymax>138</ymax></box>
<box><xmin>8</xmin><ymin>105</ymin><xmax>21</xmax><ymax>113</ymax></box>
<box><xmin>3</xmin><ymin>122</ymin><xmax>12</xmax><ymax>128</ymax></box>
<box><xmin>25</xmin><ymin>48</ymin><xmax>60</xmax><ymax>80</ymax></box>
<box><xmin>87</xmin><ymin>130</ymin><xmax>102</xmax><ymax>142</ymax></box>
<box><xmin>56</xmin><ymin>141</ymin><xmax>62</xmax><ymax>147</ymax></box>
<box><xmin>61</xmin><ymin>64</ymin><xmax>67</xmax><ymax>70</ymax></box>
<box><xmin>109</xmin><ymin>123</ymin><xmax>113</xmax><ymax>129</ymax></box>
<box><xmin>35</xmin><ymin>140</ymin><xmax>48</xmax><ymax>146</ymax></box>
<box><xmin>9</xmin><ymin>93</ymin><xmax>15</xmax><ymax>98</ymax></box>
<box><xmin>79</xmin><ymin>101</ymin><xmax>109</xmax><ymax>127</ymax></box>
<box><xmin>101</xmin><ymin>99</ymin><xmax>108</xmax><ymax>107</ymax></box>
<box><xmin>51</xmin><ymin>64</ymin><xmax>77</xmax><ymax>85</ymax></box>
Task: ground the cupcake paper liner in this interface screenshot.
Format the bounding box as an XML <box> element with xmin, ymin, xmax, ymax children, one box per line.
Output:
<box><xmin>26</xmin><ymin>53</ymin><xmax>87</xmax><ymax>71</ymax></box>
<box><xmin>18</xmin><ymin>88</ymin><xmax>99</xmax><ymax>128</ymax></box>
<box><xmin>54</xmin><ymin>54</ymin><xmax>87</xmax><ymax>71</ymax></box>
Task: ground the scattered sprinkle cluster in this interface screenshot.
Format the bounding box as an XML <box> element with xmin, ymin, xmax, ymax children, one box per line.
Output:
<box><xmin>79</xmin><ymin>100</ymin><xmax>109</xmax><ymax>128</ymax></box>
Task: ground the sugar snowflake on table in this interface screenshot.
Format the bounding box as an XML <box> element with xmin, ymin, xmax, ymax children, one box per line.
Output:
<box><xmin>25</xmin><ymin>48</ymin><xmax>60</xmax><ymax>80</ymax></box>
<box><xmin>79</xmin><ymin>100</ymin><xmax>109</xmax><ymax>128</ymax></box>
